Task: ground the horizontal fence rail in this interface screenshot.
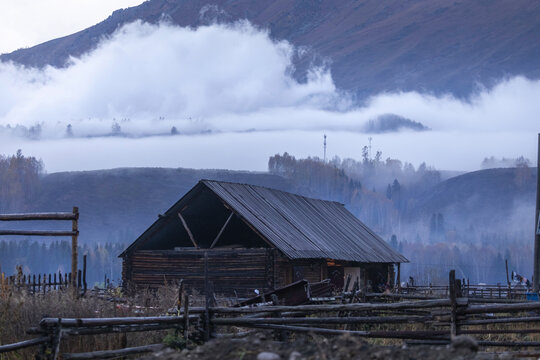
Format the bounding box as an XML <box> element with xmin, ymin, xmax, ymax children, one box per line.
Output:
<box><xmin>2</xmin><ymin>270</ymin><xmax>540</xmax><ymax>359</ymax></box>
<box><xmin>0</xmin><ymin>208</ymin><xmax>80</xmax><ymax>290</ymax></box>
<box><xmin>0</xmin><ymin>212</ymin><xmax>78</xmax><ymax>221</ymax></box>
<box><xmin>1</xmin><ymin>287</ymin><xmax>197</xmax><ymax>359</ymax></box>
<box><xmin>0</xmin><ymin>230</ymin><xmax>78</xmax><ymax>236</ymax></box>
<box><xmin>0</xmin><ymin>337</ymin><xmax>50</xmax><ymax>354</ymax></box>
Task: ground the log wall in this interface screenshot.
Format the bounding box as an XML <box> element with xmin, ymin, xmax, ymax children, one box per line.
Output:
<box><xmin>123</xmin><ymin>248</ymin><xmax>276</xmax><ymax>296</ymax></box>
<box><xmin>273</xmin><ymin>253</ymin><xmax>327</xmax><ymax>288</ymax></box>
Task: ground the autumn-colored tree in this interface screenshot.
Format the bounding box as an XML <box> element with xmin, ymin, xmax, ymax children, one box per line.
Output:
<box><xmin>0</xmin><ymin>150</ymin><xmax>44</xmax><ymax>212</ymax></box>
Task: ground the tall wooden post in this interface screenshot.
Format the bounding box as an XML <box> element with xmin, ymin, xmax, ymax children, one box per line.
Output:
<box><xmin>82</xmin><ymin>255</ymin><xmax>87</xmax><ymax>295</ymax></box>
<box><xmin>203</xmin><ymin>251</ymin><xmax>210</xmax><ymax>341</ymax></box>
<box><xmin>449</xmin><ymin>269</ymin><xmax>457</xmax><ymax>337</ymax></box>
<box><xmin>397</xmin><ymin>263</ymin><xmax>401</xmax><ymax>291</ymax></box>
<box><xmin>534</xmin><ymin>134</ymin><xmax>540</xmax><ymax>292</ymax></box>
<box><xmin>71</xmin><ymin>207</ymin><xmax>79</xmax><ymax>292</ymax></box>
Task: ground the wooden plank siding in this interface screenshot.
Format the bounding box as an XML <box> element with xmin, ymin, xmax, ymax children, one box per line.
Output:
<box><xmin>273</xmin><ymin>252</ymin><xmax>327</xmax><ymax>288</ymax></box>
<box><xmin>124</xmin><ymin>248</ymin><xmax>276</xmax><ymax>296</ymax></box>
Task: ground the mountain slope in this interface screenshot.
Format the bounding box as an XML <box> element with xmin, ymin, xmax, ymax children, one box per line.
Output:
<box><xmin>0</xmin><ymin>166</ymin><xmax>533</xmax><ymax>248</ymax></box>
<box><xmin>22</xmin><ymin>168</ymin><xmax>295</xmax><ymax>246</ymax></box>
<box><xmin>409</xmin><ymin>167</ymin><xmax>537</xmax><ymax>232</ymax></box>
<box><xmin>2</xmin><ymin>0</ymin><xmax>539</xmax><ymax>97</ymax></box>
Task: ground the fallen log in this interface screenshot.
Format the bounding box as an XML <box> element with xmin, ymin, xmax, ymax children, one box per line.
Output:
<box><xmin>62</xmin><ymin>343</ymin><xmax>164</xmax><ymax>359</ymax></box>
<box><xmin>210</xmin><ymin>298</ymin><xmax>451</xmax><ymax>314</ymax></box>
<box><xmin>477</xmin><ymin>340</ymin><xmax>540</xmax><ymax>347</ymax></box>
<box><xmin>462</xmin><ymin>302</ymin><xmax>540</xmax><ymax>314</ymax></box>
<box><xmin>365</xmin><ymin>292</ymin><xmax>440</xmax><ymax>300</ymax></box>
<box><xmin>40</xmin><ymin>315</ymin><xmax>200</xmax><ymax>328</ymax></box>
<box><xmin>460</xmin><ymin>316</ymin><xmax>540</xmax><ymax>326</ymax></box>
<box><xmin>461</xmin><ymin>328</ymin><xmax>540</xmax><ymax>335</ymax></box>
<box><xmin>247</xmin><ymin>323</ymin><xmax>450</xmax><ymax>340</ymax></box>
<box><xmin>63</xmin><ymin>323</ymin><xmax>184</xmax><ymax>336</ymax></box>
<box><xmin>212</xmin><ymin>315</ymin><xmax>431</xmax><ymax>325</ymax></box>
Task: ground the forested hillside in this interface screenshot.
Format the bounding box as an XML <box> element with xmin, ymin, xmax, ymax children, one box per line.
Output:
<box><xmin>0</xmin><ymin>151</ymin><xmax>536</xmax><ymax>286</ymax></box>
<box><xmin>268</xmin><ymin>153</ymin><xmax>537</xmax><ymax>284</ymax></box>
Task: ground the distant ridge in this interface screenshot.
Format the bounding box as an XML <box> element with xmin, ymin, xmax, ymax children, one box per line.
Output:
<box><xmin>2</xmin><ymin>0</ymin><xmax>539</xmax><ymax>98</ymax></box>
<box><xmin>0</xmin><ymin>166</ymin><xmax>530</xmax><ymax>247</ymax></box>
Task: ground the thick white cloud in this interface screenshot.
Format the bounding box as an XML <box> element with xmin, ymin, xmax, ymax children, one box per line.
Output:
<box><xmin>0</xmin><ymin>21</ymin><xmax>538</xmax><ymax>172</ymax></box>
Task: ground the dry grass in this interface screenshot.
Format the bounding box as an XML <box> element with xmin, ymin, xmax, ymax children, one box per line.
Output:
<box><xmin>2</xmin><ymin>286</ymin><xmax>538</xmax><ymax>359</ymax></box>
<box><xmin>0</xmin><ymin>285</ymin><xmax>187</xmax><ymax>359</ymax></box>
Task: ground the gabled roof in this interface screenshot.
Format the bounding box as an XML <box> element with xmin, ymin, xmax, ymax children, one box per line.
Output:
<box><xmin>120</xmin><ymin>180</ymin><xmax>408</xmax><ymax>263</ymax></box>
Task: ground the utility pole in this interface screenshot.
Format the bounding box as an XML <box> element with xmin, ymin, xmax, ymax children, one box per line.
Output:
<box><xmin>323</xmin><ymin>134</ymin><xmax>327</xmax><ymax>163</ymax></box>
<box><xmin>534</xmin><ymin>133</ymin><xmax>540</xmax><ymax>292</ymax></box>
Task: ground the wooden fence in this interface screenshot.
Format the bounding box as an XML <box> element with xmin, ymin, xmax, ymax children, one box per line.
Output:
<box><xmin>0</xmin><ymin>209</ymin><xmax>80</xmax><ymax>289</ymax></box>
<box><xmin>0</xmin><ymin>289</ymin><xmax>200</xmax><ymax>359</ymax></box>
<box><xmin>1</xmin><ymin>270</ymin><xmax>540</xmax><ymax>359</ymax></box>
<box><xmin>399</xmin><ymin>283</ymin><xmax>529</xmax><ymax>300</ymax></box>
<box><xmin>0</xmin><ymin>256</ymin><xmax>88</xmax><ymax>295</ymax></box>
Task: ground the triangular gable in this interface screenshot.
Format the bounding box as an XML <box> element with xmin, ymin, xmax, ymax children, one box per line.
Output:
<box><xmin>120</xmin><ymin>180</ymin><xmax>408</xmax><ymax>263</ymax></box>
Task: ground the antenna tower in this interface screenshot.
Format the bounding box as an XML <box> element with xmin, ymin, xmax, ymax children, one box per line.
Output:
<box><xmin>368</xmin><ymin>137</ymin><xmax>373</xmax><ymax>159</ymax></box>
<box><xmin>323</xmin><ymin>134</ymin><xmax>327</xmax><ymax>163</ymax></box>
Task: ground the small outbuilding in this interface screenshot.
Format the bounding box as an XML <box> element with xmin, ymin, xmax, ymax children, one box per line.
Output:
<box><xmin>120</xmin><ymin>180</ymin><xmax>407</xmax><ymax>296</ymax></box>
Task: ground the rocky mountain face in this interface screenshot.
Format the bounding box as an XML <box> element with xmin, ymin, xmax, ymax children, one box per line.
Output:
<box><xmin>2</xmin><ymin>0</ymin><xmax>539</xmax><ymax>98</ymax></box>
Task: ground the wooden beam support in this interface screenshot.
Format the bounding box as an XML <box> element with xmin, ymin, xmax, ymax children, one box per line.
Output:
<box><xmin>218</xmin><ymin>198</ymin><xmax>274</xmax><ymax>249</ymax></box>
<box><xmin>177</xmin><ymin>212</ymin><xmax>198</xmax><ymax>248</ymax></box>
<box><xmin>210</xmin><ymin>212</ymin><xmax>234</xmax><ymax>249</ymax></box>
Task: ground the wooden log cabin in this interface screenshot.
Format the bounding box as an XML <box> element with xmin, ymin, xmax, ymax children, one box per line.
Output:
<box><xmin>119</xmin><ymin>180</ymin><xmax>408</xmax><ymax>296</ymax></box>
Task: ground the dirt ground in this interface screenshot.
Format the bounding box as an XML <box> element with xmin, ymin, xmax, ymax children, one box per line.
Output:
<box><xmin>143</xmin><ymin>332</ymin><xmax>511</xmax><ymax>360</ymax></box>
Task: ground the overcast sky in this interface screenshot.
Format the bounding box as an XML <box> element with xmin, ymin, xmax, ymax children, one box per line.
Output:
<box><xmin>0</xmin><ymin>0</ymin><xmax>145</xmax><ymax>54</ymax></box>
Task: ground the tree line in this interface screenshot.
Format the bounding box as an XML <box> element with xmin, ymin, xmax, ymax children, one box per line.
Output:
<box><xmin>0</xmin><ymin>150</ymin><xmax>43</xmax><ymax>212</ymax></box>
<box><xmin>0</xmin><ymin>240</ymin><xmax>125</xmax><ymax>286</ymax></box>
<box><xmin>268</xmin><ymin>151</ymin><xmax>534</xmax><ymax>285</ymax></box>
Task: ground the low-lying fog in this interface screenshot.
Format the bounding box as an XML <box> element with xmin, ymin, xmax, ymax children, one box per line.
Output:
<box><xmin>0</xmin><ymin>21</ymin><xmax>538</xmax><ymax>172</ymax></box>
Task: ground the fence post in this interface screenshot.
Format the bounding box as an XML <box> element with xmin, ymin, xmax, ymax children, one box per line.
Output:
<box><xmin>50</xmin><ymin>319</ymin><xmax>62</xmax><ymax>360</ymax></box>
<box><xmin>71</xmin><ymin>207</ymin><xmax>79</xmax><ymax>294</ymax></box>
<box><xmin>203</xmin><ymin>251</ymin><xmax>210</xmax><ymax>341</ymax></box>
<box><xmin>82</xmin><ymin>255</ymin><xmax>87</xmax><ymax>296</ymax></box>
<box><xmin>177</xmin><ymin>279</ymin><xmax>184</xmax><ymax>316</ymax></box>
<box><xmin>449</xmin><ymin>270</ymin><xmax>457</xmax><ymax>337</ymax></box>
<box><xmin>183</xmin><ymin>292</ymin><xmax>189</xmax><ymax>341</ymax></box>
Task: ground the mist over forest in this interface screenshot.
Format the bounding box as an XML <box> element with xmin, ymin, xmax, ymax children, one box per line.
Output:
<box><xmin>0</xmin><ymin>21</ymin><xmax>538</xmax><ymax>173</ymax></box>
<box><xmin>0</xmin><ymin>2</ymin><xmax>538</xmax><ymax>289</ymax></box>
<box><xmin>0</xmin><ymin>150</ymin><xmax>535</xmax><ymax>286</ymax></box>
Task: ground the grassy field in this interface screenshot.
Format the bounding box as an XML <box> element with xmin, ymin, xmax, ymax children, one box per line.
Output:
<box><xmin>0</xmin><ymin>285</ymin><xmax>183</xmax><ymax>359</ymax></box>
